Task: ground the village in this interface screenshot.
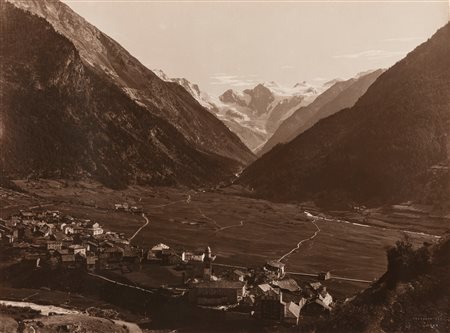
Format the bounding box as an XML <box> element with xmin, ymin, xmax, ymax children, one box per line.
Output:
<box><xmin>0</xmin><ymin>205</ymin><xmax>337</xmax><ymax>327</ymax></box>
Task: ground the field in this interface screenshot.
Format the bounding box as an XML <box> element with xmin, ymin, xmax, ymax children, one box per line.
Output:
<box><xmin>1</xmin><ymin>179</ymin><xmax>445</xmax><ymax>298</ymax></box>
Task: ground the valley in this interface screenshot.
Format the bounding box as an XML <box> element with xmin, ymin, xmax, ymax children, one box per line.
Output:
<box><xmin>1</xmin><ymin>180</ymin><xmax>442</xmax><ymax>286</ymax></box>
<box><xmin>0</xmin><ymin>180</ymin><xmax>447</xmax><ymax>332</ymax></box>
<box><xmin>0</xmin><ymin>0</ymin><xmax>448</xmax><ymax>331</ymax></box>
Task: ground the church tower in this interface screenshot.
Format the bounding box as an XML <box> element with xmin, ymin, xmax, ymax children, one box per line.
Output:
<box><xmin>203</xmin><ymin>246</ymin><xmax>213</xmax><ymax>280</ymax></box>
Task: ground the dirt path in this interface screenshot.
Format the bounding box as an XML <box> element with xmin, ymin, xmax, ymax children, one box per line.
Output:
<box><xmin>196</xmin><ymin>207</ymin><xmax>222</xmax><ymax>229</ymax></box>
<box><xmin>128</xmin><ymin>213</ymin><xmax>150</xmax><ymax>241</ymax></box>
<box><xmin>189</xmin><ymin>193</ymin><xmax>244</xmax><ymax>233</ymax></box>
<box><xmin>277</xmin><ymin>217</ymin><xmax>321</xmax><ymax>262</ymax></box>
<box><xmin>147</xmin><ymin>194</ymin><xmax>192</xmax><ymax>209</ymax></box>
<box><xmin>212</xmin><ymin>262</ymin><xmax>248</xmax><ymax>270</ymax></box>
<box><xmin>130</xmin><ymin>193</ymin><xmax>191</xmax><ymax>241</ymax></box>
<box><xmin>28</xmin><ymin>203</ymin><xmax>54</xmax><ymax>210</ymax></box>
<box><xmin>21</xmin><ymin>292</ymin><xmax>39</xmax><ymax>301</ymax></box>
<box><xmin>87</xmin><ymin>273</ymin><xmax>155</xmax><ymax>294</ymax></box>
<box><xmin>147</xmin><ymin>199</ymin><xmax>186</xmax><ymax>209</ymax></box>
<box><xmin>213</xmin><ymin>220</ymin><xmax>244</xmax><ymax>235</ymax></box>
<box><xmin>286</xmin><ymin>271</ymin><xmax>372</xmax><ymax>284</ymax></box>
<box><xmin>307</xmin><ymin>210</ymin><xmax>441</xmax><ymax>239</ymax></box>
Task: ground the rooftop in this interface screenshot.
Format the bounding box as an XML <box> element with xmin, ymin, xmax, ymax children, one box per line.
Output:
<box><xmin>266</xmin><ymin>260</ymin><xmax>285</xmax><ymax>269</ymax></box>
<box><xmin>286</xmin><ymin>301</ymin><xmax>301</xmax><ymax>318</ymax></box>
<box><xmin>152</xmin><ymin>243</ymin><xmax>170</xmax><ymax>251</ymax></box>
<box><xmin>272</xmin><ymin>279</ymin><xmax>301</xmax><ymax>292</ymax></box>
<box><xmin>258</xmin><ymin>283</ymin><xmax>280</xmax><ymax>295</ymax></box>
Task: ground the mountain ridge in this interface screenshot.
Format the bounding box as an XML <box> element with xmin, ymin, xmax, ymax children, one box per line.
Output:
<box><xmin>259</xmin><ymin>69</ymin><xmax>384</xmax><ymax>156</ymax></box>
<box><xmin>5</xmin><ymin>0</ymin><xmax>254</xmax><ymax>166</ymax></box>
<box><xmin>239</xmin><ymin>23</ymin><xmax>450</xmax><ymax>207</ymax></box>
<box><xmin>154</xmin><ymin>68</ymin><xmax>329</xmax><ymax>151</ymax></box>
<box><xmin>0</xmin><ymin>0</ymin><xmax>249</xmax><ymax>188</ymax></box>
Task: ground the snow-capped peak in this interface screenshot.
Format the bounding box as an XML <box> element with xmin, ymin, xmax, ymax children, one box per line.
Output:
<box><xmin>153</xmin><ymin>69</ymin><xmax>221</xmax><ymax>110</ymax></box>
<box><xmin>293</xmin><ymin>81</ymin><xmax>308</xmax><ymax>88</ymax></box>
<box><xmin>258</xmin><ymin>80</ymin><xmax>320</xmax><ymax>98</ymax></box>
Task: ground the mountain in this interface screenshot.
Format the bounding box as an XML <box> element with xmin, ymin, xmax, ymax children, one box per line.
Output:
<box><xmin>0</xmin><ymin>0</ymin><xmax>254</xmax><ymax>189</ymax></box>
<box><xmin>216</xmin><ymin>81</ymin><xmax>328</xmax><ymax>151</ymax></box>
<box><xmin>154</xmin><ymin>69</ymin><xmax>327</xmax><ymax>152</ymax></box>
<box><xmin>239</xmin><ymin>23</ymin><xmax>450</xmax><ymax>207</ymax></box>
<box><xmin>153</xmin><ymin>69</ymin><xmax>220</xmax><ymax>113</ymax></box>
<box><xmin>152</xmin><ymin>70</ymin><xmax>264</xmax><ymax>150</ymax></box>
<box><xmin>258</xmin><ymin>69</ymin><xmax>384</xmax><ymax>156</ymax></box>
<box><xmin>3</xmin><ymin>0</ymin><xmax>254</xmax><ymax>166</ymax></box>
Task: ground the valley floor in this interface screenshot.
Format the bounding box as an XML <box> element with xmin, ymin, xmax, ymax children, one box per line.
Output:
<box><xmin>1</xmin><ymin>179</ymin><xmax>444</xmax><ymax>296</ymax></box>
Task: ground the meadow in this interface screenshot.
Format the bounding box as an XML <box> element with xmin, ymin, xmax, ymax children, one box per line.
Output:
<box><xmin>3</xmin><ymin>180</ymin><xmax>441</xmax><ymax>294</ymax></box>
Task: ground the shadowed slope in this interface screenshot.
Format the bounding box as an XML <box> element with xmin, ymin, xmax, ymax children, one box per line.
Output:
<box><xmin>240</xmin><ymin>23</ymin><xmax>450</xmax><ymax>207</ymax></box>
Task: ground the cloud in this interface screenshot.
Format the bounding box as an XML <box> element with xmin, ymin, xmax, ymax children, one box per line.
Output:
<box><xmin>230</xmin><ymin>81</ymin><xmax>256</xmax><ymax>87</ymax></box>
<box><xmin>210</xmin><ymin>74</ymin><xmax>257</xmax><ymax>87</ymax></box>
<box><xmin>210</xmin><ymin>75</ymin><xmax>238</xmax><ymax>81</ymax></box>
<box><xmin>332</xmin><ymin>49</ymin><xmax>406</xmax><ymax>60</ymax></box>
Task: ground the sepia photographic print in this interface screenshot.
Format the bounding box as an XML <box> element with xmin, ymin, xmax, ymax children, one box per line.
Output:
<box><xmin>0</xmin><ymin>0</ymin><xmax>449</xmax><ymax>332</ymax></box>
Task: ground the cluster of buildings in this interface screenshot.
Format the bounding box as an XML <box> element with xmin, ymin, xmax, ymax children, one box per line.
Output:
<box><xmin>0</xmin><ymin>209</ymin><xmax>335</xmax><ymax>327</ymax></box>
<box><xmin>151</xmin><ymin>243</ymin><xmax>335</xmax><ymax>326</ymax></box>
<box><xmin>0</xmin><ymin>209</ymin><xmax>142</xmax><ymax>271</ymax></box>
<box><xmin>114</xmin><ymin>203</ymin><xmax>143</xmax><ymax>214</ymax></box>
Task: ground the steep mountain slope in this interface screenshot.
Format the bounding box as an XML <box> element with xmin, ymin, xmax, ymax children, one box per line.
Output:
<box><xmin>0</xmin><ymin>1</ymin><xmax>244</xmax><ymax>188</ymax></box>
<box><xmin>240</xmin><ymin>23</ymin><xmax>450</xmax><ymax>206</ymax></box>
<box><xmin>5</xmin><ymin>0</ymin><xmax>254</xmax><ymax>166</ymax></box>
<box><xmin>259</xmin><ymin>69</ymin><xmax>384</xmax><ymax>156</ymax></box>
<box><xmin>153</xmin><ymin>69</ymin><xmax>221</xmax><ymax>114</ymax></box>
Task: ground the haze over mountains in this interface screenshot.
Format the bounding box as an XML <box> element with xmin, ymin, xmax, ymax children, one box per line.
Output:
<box><xmin>0</xmin><ymin>0</ymin><xmax>254</xmax><ymax>188</ymax></box>
<box><xmin>240</xmin><ymin>23</ymin><xmax>450</xmax><ymax>206</ymax></box>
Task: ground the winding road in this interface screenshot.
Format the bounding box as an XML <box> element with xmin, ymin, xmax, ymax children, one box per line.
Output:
<box><xmin>128</xmin><ymin>193</ymin><xmax>195</xmax><ymax>242</ymax></box>
<box><xmin>277</xmin><ymin>217</ymin><xmax>321</xmax><ymax>262</ymax></box>
<box><xmin>129</xmin><ymin>213</ymin><xmax>150</xmax><ymax>241</ymax></box>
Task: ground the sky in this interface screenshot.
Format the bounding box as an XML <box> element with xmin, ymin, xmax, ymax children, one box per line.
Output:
<box><xmin>62</xmin><ymin>0</ymin><xmax>449</xmax><ymax>96</ymax></box>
